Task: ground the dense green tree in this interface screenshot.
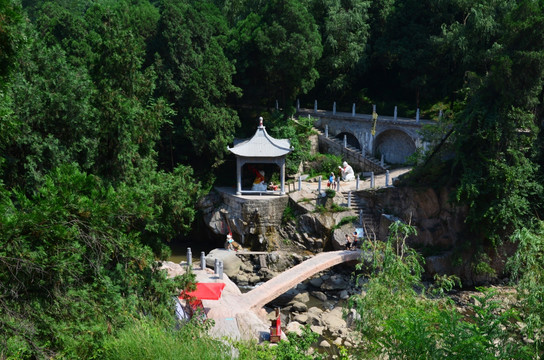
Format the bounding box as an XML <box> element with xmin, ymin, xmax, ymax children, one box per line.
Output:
<box><xmin>155</xmin><ymin>0</ymin><xmax>241</xmax><ymax>174</ymax></box>
<box><xmin>452</xmin><ymin>0</ymin><xmax>544</xmax><ymax>245</ymax></box>
<box><xmin>0</xmin><ymin>0</ymin><xmax>21</xmax><ymax>82</ymax></box>
<box><xmin>2</xmin><ymin>19</ymin><xmax>98</xmax><ymax>189</ymax></box>
<box><xmin>349</xmin><ymin>222</ymin><xmax>535</xmax><ymax>359</ymax></box>
<box><xmin>229</xmin><ymin>0</ymin><xmax>322</xmax><ymax>110</ymax></box>
<box><xmin>0</xmin><ymin>165</ymin><xmax>193</xmax><ymax>358</ymax></box>
<box><xmin>365</xmin><ymin>0</ymin><xmax>463</xmax><ymax>106</ymax></box>
<box><xmin>429</xmin><ymin>0</ymin><xmax>516</xmax><ymax>105</ymax></box>
<box><xmin>313</xmin><ymin>0</ymin><xmax>371</xmax><ymax>100</ymax></box>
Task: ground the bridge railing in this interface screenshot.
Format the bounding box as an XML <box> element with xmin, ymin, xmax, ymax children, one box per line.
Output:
<box><xmin>296</xmin><ymin>99</ymin><xmax>442</xmax><ymax>124</ymax></box>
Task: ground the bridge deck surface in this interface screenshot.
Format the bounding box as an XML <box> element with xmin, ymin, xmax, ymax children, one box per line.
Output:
<box><xmin>242</xmin><ymin>250</ymin><xmax>361</xmax><ymax>310</ymax></box>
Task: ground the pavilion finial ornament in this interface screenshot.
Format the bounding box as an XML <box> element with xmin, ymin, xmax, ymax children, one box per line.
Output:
<box><xmin>259</xmin><ymin>116</ymin><xmax>263</xmax><ymax>127</ymax></box>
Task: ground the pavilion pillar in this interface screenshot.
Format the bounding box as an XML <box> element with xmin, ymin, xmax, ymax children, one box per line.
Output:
<box><xmin>236</xmin><ymin>158</ymin><xmax>242</xmax><ymax>195</ymax></box>
<box><xmin>280</xmin><ymin>160</ymin><xmax>286</xmax><ymax>195</ymax></box>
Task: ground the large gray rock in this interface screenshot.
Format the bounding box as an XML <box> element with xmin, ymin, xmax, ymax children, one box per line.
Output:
<box><xmin>322</xmin><ymin>308</ymin><xmax>347</xmax><ymax>334</ymax></box>
<box><xmin>321</xmin><ymin>274</ymin><xmax>350</xmax><ymax>290</ymax></box>
<box><xmin>290</xmin><ymin>301</ymin><xmax>308</xmax><ymax>312</ymax></box>
<box><xmin>205</xmin><ymin>249</ymin><xmax>243</xmax><ymax>277</ymax></box>
<box><xmin>285</xmin><ymin>321</ymin><xmax>304</xmax><ymax>336</ymax></box>
<box><xmin>311</xmin><ymin>291</ymin><xmax>328</xmax><ymax>301</ymax></box>
<box><xmin>331</xmin><ymin>224</ymin><xmax>357</xmax><ymax>250</ymax></box>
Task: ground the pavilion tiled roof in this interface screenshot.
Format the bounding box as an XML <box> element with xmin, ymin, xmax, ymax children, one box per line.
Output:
<box><xmin>228</xmin><ymin>119</ymin><xmax>292</xmax><ymax>157</ymax></box>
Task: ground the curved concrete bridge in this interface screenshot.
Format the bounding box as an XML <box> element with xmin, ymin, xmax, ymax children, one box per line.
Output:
<box><xmin>242</xmin><ymin>250</ymin><xmax>361</xmax><ymax>310</ymax></box>
<box><xmin>193</xmin><ymin>250</ymin><xmax>362</xmax><ymax>341</ymax></box>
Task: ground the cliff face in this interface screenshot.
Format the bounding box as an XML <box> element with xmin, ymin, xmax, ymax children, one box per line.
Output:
<box><xmin>361</xmin><ymin>186</ymin><xmax>514</xmax><ymax>286</ymax></box>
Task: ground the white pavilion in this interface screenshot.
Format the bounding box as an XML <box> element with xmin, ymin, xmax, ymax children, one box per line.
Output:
<box><xmin>227</xmin><ymin>117</ymin><xmax>292</xmax><ymax>195</ymax></box>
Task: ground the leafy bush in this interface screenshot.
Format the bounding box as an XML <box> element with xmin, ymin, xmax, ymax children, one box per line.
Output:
<box><xmin>306</xmin><ymin>153</ymin><xmax>343</xmax><ymax>178</ymax></box>
<box><xmin>267</xmin><ymin>112</ymin><xmax>316</xmax><ymax>175</ymax></box>
<box><xmin>348</xmin><ymin>221</ymin><xmax>535</xmax><ymax>359</ymax></box>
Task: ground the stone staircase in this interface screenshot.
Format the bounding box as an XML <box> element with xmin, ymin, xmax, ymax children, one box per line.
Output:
<box><xmin>315</xmin><ymin>128</ymin><xmax>388</xmax><ymax>172</ymax></box>
<box><xmin>341</xmin><ymin>190</ymin><xmax>380</xmax><ymax>240</ymax></box>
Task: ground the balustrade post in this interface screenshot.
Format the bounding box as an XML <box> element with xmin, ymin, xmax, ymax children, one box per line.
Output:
<box><xmin>359</xmin><ymin>209</ymin><xmax>363</xmax><ymax>226</ymax></box>
<box><xmin>356</xmin><ymin>174</ymin><xmax>360</xmax><ymax>190</ymax></box>
<box><xmin>325</xmin><ymin>124</ymin><xmax>328</xmax><ymax>138</ymax></box>
<box><xmin>186</xmin><ymin>248</ymin><xmax>192</xmax><ymax>268</ymax></box>
<box><xmin>214</xmin><ymin>258</ymin><xmax>219</xmax><ymax>274</ymax></box>
<box><xmin>298</xmin><ymin>176</ymin><xmax>302</xmax><ymax>191</ymax></box>
<box><xmin>370</xmin><ymin>172</ymin><xmax>375</xmax><ymax>188</ymax></box>
<box><xmin>380</xmin><ymin>154</ymin><xmax>384</xmax><ymax>167</ymax></box>
<box><xmin>218</xmin><ymin>260</ymin><xmax>224</xmax><ymax>280</ymax></box>
<box><xmin>352</xmin><ymin>103</ymin><xmax>356</xmax><ymax>117</ymax></box>
<box><xmin>318</xmin><ymin>176</ymin><xmax>322</xmax><ymax>193</ymax></box>
<box><xmin>333</xmin><ymin>102</ymin><xmax>336</xmax><ymax>115</ymax></box>
<box><xmin>314</xmin><ymin>100</ymin><xmax>318</xmax><ymax>113</ymax></box>
<box><xmin>416</xmin><ymin>108</ymin><xmax>420</xmax><ymax>122</ymax></box>
<box><xmin>200</xmin><ymin>251</ymin><xmax>206</xmax><ymax>270</ymax></box>
<box><xmin>386</xmin><ymin>170</ymin><xmax>390</xmax><ymax>187</ymax></box>
<box><xmin>296</xmin><ymin>98</ymin><xmax>300</xmax><ymax>112</ymax></box>
<box><xmin>347</xmin><ymin>191</ymin><xmax>352</xmax><ymax>207</ymax></box>
<box><xmin>343</xmin><ymin>134</ymin><xmax>347</xmax><ymax>148</ymax></box>
<box><xmin>394</xmin><ymin>106</ymin><xmax>398</xmax><ymax>121</ymax></box>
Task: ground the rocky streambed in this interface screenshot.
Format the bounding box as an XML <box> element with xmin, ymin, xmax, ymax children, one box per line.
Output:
<box><xmin>223</xmin><ymin>249</ymin><xmax>363</xmax><ymax>355</ymax></box>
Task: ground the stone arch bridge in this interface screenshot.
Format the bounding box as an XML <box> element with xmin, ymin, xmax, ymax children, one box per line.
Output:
<box><xmin>297</xmin><ymin>107</ymin><xmax>435</xmax><ymax>165</ymax></box>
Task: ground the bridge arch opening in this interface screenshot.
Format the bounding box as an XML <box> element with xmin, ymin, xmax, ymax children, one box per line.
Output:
<box><xmin>335</xmin><ymin>132</ymin><xmax>360</xmax><ymax>150</ymax></box>
<box><xmin>374</xmin><ymin>129</ymin><xmax>416</xmax><ymax>164</ymax></box>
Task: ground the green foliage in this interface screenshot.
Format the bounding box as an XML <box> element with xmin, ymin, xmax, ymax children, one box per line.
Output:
<box><xmin>315</xmin><ymin>202</ymin><xmax>345</xmax><ymax>214</ymax></box>
<box><xmin>0</xmin><ymin>0</ymin><xmax>21</xmax><ymax>83</ymax></box>
<box><xmin>306</xmin><ymin>153</ymin><xmax>343</xmax><ymax>178</ymax></box>
<box><xmin>428</xmin><ymin>273</ymin><xmax>461</xmax><ymax>297</ymax></box>
<box><xmin>155</xmin><ymin>0</ymin><xmax>241</xmax><ymax>173</ymax></box>
<box><xmin>0</xmin><ymin>165</ymin><xmax>194</xmax><ymax>358</ymax></box>
<box><xmin>228</xmin><ymin>0</ymin><xmax>323</xmax><ymax>108</ymax></box>
<box><xmin>234</xmin><ymin>324</ymin><xmax>322</xmax><ymax>360</ymax></box>
<box><xmin>508</xmin><ymin>225</ymin><xmax>544</xmax><ymax>356</ymax></box>
<box><xmin>267</xmin><ymin>113</ymin><xmax>316</xmax><ymax>175</ymax></box>
<box><xmin>332</xmin><ymin>215</ymin><xmax>358</xmax><ymax>230</ymax></box>
<box><xmin>348</xmin><ymin>221</ymin><xmax>535</xmax><ymax>359</ymax></box>
<box><xmin>313</xmin><ymin>0</ymin><xmax>371</xmax><ymax>98</ymax></box>
<box><xmin>102</xmin><ymin>317</ymin><xmax>229</xmax><ymax>360</ymax></box>
<box><xmin>451</xmin><ymin>0</ymin><xmax>544</xmax><ymax>245</ymax></box>
<box><xmin>324</xmin><ymin>188</ymin><xmax>336</xmax><ymax>198</ymax></box>
<box><xmin>282</xmin><ymin>203</ymin><xmax>296</xmax><ymax>224</ymax></box>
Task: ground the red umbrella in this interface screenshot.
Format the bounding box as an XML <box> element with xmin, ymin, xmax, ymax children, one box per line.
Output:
<box><xmin>180</xmin><ymin>282</ymin><xmax>226</xmax><ymax>301</ymax></box>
